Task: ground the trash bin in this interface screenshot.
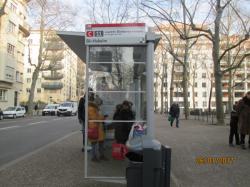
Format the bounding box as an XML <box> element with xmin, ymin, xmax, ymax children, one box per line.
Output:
<box><xmin>126</xmin><ymin>146</ymin><xmax>171</xmax><ymax>187</ymax></box>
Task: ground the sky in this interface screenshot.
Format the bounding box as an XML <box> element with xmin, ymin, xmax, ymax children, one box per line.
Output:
<box><xmin>28</xmin><ymin>0</ymin><xmax>250</xmax><ymax>32</ymax></box>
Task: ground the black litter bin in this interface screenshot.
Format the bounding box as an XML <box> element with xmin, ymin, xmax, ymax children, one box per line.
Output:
<box><xmin>126</xmin><ymin>146</ymin><xmax>171</xmax><ymax>187</ymax></box>
<box><xmin>126</xmin><ymin>161</ymin><xmax>143</xmax><ymax>187</ymax></box>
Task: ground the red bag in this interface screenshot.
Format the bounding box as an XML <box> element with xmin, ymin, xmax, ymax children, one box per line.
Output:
<box><xmin>112</xmin><ymin>142</ymin><xmax>128</xmax><ymax>160</ymax></box>
<box><xmin>88</xmin><ymin>127</ymin><xmax>99</xmax><ymax>140</ymax></box>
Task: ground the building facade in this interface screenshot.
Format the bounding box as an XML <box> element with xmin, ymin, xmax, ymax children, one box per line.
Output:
<box><xmin>20</xmin><ymin>30</ymin><xmax>81</xmax><ymax>104</ymax></box>
<box><xmin>154</xmin><ymin>24</ymin><xmax>250</xmax><ymax>113</ymax></box>
<box><xmin>0</xmin><ymin>0</ymin><xmax>30</xmax><ymax>110</ymax></box>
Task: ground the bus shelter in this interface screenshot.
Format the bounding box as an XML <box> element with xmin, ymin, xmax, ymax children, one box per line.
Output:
<box><xmin>58</xmin><ymin>23</ymin><xmax>162</xmax><ymax>180</ymax></box>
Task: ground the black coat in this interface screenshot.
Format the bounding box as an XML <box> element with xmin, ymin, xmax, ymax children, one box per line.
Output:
<box><xmin>230</xmin><ymin>110</ymin><xmax>238</xmax><ymax>128</ymax></box>
<box><xmin>78</xmin><ymin>96</ymin><xmax>85</xmax><ymax>123</ymax></box>
<box><xmin>114</xmin><ymin>108</ymin><xmax>135</xmax><ymax>144</ymax></box>
<box><xmin>169</xmin><ymin>104</ymin><xmax>180</xmax><ymax>118</ymax></box>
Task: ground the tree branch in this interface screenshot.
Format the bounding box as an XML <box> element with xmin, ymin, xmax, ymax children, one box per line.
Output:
<box><xmin>219</xmin><ymin>34</ymin><xmax>250</xmax><ymax>62</ymax></box>
<box><xmin>0</xmin><ymin>0</ymin><xmax>8</xmax><ymax>17</ymax></box>
<box><xmin>221</xmin><ymin>0</ymin><xmax>233</xmax><ymax>10</ymax></box>
<box><xmin>222</xmin><ymin>53</ymin><xmax>250</xmax><ymax>73</ymax></box>
<box><xmin>28</xmin><ymin>43</ymin><xmax>37</xmax><ymax>68</ymax></box>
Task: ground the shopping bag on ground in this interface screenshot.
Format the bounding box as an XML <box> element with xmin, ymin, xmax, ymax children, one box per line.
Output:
<box><xmin>168</xmin><ymin>115</ymin><xmax>173</xmax><ymax>122</ymax></box>
<box><xmin>112</xmin><ymin>142</ymin><xmax>128</xmax><ymax>160</ymax></box>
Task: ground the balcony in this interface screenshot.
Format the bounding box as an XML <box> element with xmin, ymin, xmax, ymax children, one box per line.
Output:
<box><xmin>45</xmin><ymin>35</ymin><xmax>61</xmax><ymax>42</ymax></box>
<box><xmin>42</xmin><ymin>82</ymin><xmax>63</xmax><ymax>90</ymax></box>
<box><xmin>45</xmin><ymin>42</ymin><xmax>64</xmax><ymax>51</ymax></box>
<box><xmin>41</xmin><ymin>62</ymin><xmax>64</xmax><ymax>71</ymax></box>
<box><xmin>19</xmin><ymin>21</ymin><xmax>30</xmax><ymax>37</ymax></box>
<box><xmin>44</xmin><ymin>51</ymin><xmax>64</xmax><ymax>61</ymax></box>
<box><xmin>42</xmin><ymin>72</ymin><xmax>64</xmax><ymax>80</ymax></box>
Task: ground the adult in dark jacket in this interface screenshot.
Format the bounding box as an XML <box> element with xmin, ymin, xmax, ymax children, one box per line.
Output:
<box><xmin>169</xmin><ymin>103</ymin><xmax>180</xmax><ymax>128</ymax></box>
<box><xmin>114</xmin><ymin>101</ymin><xmax>135</xmax><ymax>144</ymax></box>
<box><xmin>78</xmin><ymin>88</ymin><xmax>95</xmax><ymax>152</ymax></box>
<box><xmin>229</xmin><ymin>103</ymin><xmax>240</xmax><ymax>146</ymax></box>
<box><xmin>237</xmin><ymin>91</ymin><xmax>250</xmax><ymax>149</ymax></box>
<box><xmin>78</xmin><ymin>95</ymin><xmax>86</xmax><ymax>152</ymax></box>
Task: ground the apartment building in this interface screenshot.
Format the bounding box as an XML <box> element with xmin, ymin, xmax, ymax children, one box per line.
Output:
<box><xmin>153</xmin><ymin>24</ymin><xmax>250</xmax><ymax>112</ymax></box>
<box><xmin>20</xmin><ymin>30</ymin><xmax>81</xmax><ymax>104</ymax></box>
<box><xmin>0</xmin><ymin>0</ymin><xmax>30</xmax><ymax>110</ymax></box>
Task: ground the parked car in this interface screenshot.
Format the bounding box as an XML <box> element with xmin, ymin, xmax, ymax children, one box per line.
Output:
<box><xmin>57</xmin><ymin>102</ymin><xmax>77</xmax><ymax>116</ymax></box>
<box><xmin>42</xmin><ymin>104</ymin><xmax>59</xmax><ymax>116</ymax></box>
<box><xmin>3</xmin><ymin>106</ymin><xmax>26</xmax><ymax>119</ymax></box>
<box><xmin>0</xmin><ymin>108</ymin><xmax>3</xmax><ymax>120</ymax></box>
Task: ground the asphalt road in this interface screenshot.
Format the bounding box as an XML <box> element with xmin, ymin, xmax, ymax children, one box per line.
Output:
<box><xmin>0</xmin><ymin>116</ymin><xmax>80</xmax><ymax>168</ymax></box>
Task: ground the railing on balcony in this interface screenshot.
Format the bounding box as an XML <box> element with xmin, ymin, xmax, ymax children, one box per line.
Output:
<box><xmin>40</xmin><ymin>62</ymin><xmax>64</xmax><ymax>71</ymax></box>
<box><xmin>45</xmin><ymin>35</ymin><xmax>61</xmax><ymax>42</ymax></box>
<box><xmin>44</xmin><ymin>51</ymin><xmax>64</xmax><ymax>61</ymax></box>
<box><xmin>42</xmin><ymin>82</ymin><xmax>63</xmax><ymax>90</ymax></box>
<box><xmin>42</xmin><ymin>72</ymin><xmax>64</xmax><ymax>80</ymax></box>
<box><xmin>45</xmin><ymin>42</ymin><xmax>64</xmax><ymax>51</ymax></box>
<box><xmin>19</xmin><ymin>21</ymin><xmax>30</xmax><ymax>37</ymax></box>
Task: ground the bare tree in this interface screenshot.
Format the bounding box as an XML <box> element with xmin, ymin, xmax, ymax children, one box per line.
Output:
<box><xmin>142</xmin><ymin>1</ymin><xmax>201</xmax><ymax>119</ymax></box>
<box><xmin>143</xmin><ymin>0</ymin><xmax>250</xmax><ymax>125</ymax></box>
<box><xmin>27</xmin><ymin>0</ymin><xmax>76</xmax><ymax>115</ymax></box>
<box><xmin>155</xmin><ymin>43</ymin><xmax>168</xmax><ymax>113</ymax></box>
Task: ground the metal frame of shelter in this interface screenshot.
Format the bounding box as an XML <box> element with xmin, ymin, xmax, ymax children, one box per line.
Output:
<box><xmin>57</xmin><ymin>24</ymin><xmax>160</xmax><ymax>180</ymax></box>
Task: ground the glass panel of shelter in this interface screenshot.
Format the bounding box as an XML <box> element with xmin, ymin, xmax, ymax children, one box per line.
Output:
<box><xmin>85</xmin><ymin>46</ymin><xmax>147</xmax><ymax>178</ymax></box>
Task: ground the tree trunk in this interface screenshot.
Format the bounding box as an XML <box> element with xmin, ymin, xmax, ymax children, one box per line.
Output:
<box><xmin>208</xmin><ymin>78</ymin><xmax>213</xmax><ymax>113</ymax></box>
<box><xmin>160</xmin><ymin>77</ymin><xmax>164</xmax><ymax>114</ymax></box>
<box><xmin>227</xmin><ymin>50</ymin><xmax>233</xmax><ymax>113</ymax></box>
<box><xmin>213</xmin><ymin>3</ymin><xmax>225</xmax><ymax>125</ymax></box>
<box><xmin>192</xmin><ymin>79</ymin><xmax>195</xmax><ymax>109</ymax></box>
<box><xmin>170</xmin><ymin>59</ymin><xmax>175</xmax><ymax>107</ymax></box>
<box><xmin>28</xmin><ymin>12</ymin><xmax>45</xmax><ymax>115</ymax></box>
<box><xmin>183</xmin><ymin>40</ymin><xmax>190</xmax><ymax>119</ymax></box>
<box><xmin>154</xmin><ymin>74</ymin><xmax>158</xmax><ymax>112</ymax></box>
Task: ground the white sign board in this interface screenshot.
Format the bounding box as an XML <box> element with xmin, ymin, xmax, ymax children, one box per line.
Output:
<box><xmin>85</xmin><ymin>23</ymin><xmax>146</xmax><ymax>45</ymax></box>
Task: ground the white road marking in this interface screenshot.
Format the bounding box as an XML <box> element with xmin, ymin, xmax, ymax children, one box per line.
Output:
<box><xmin>0</xmin><ymin>120</ymin><xmax>18</xmax><ymax>124</ymax></box>
<box><xmin>0</xmin><ymin>126</ymin><xmax>19</xmax><ymax>131</ymax></box>
<box><xmin>27</xmin><ymin>121</ymin><xmax>48</xmax><ymax>126</ymax></box>
<box><xmin>53</xmin><ymin>118</ymin><xmax>61</xmax><ymax>121</ymax></box>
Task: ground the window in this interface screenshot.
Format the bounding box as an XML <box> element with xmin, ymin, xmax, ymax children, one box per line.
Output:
<box><xmin>188</xmin><ymin>92</ymin><xmax>190</xmax><ymax>97</ymax></box>
<box><xmin>37</xmin><ymin>88</ymin><xmax>41</xmax><ymax>93</ymax></box>
<box><xmin>163</xmin><ymin>83</ymin><xmax>167</xmax><ymax>87</ymax></box>
<box><xmin>195</xmin><ymin>82</ymin><xmax>198</xmax><ymax>87</ymax></box>
<box><xmin>16</xmin><ymin>71</ymin><xmax>20</xmax><ymax>82</ymax></box>
<box><xmin>202</xmin><ymin>82</ymin><xmax>206</xmax><ymax>88</ymax></box>
<box><xmin>195</xmin><ymin>92</ymin><xmax>198</xmax><ymax>97</ymax></box>
<box><xmin>174</xmin><ymin>92</ymin><xmax>183</xmax><ymax>97</ymax></box>
<box><xmin>10</xmin><ymin>3</ymin><xmax>17</xmax><ymax>13</ymax></box>
<box><xmin>7</xmin><ymin>43</ymin><xmax>15</xmax><ymax>55</ymax></box>
<box><xmin>0</xmin><ymin>90</ymin><xmax>8</xmax><ymax>101</ymax></box>
<box><xmin>5</xmin><ymin>66</ymin><xmax>14</xmax><ymax>80</ymax></box>
<box><xmin>203</xmin><ymin>101</ymin><xmax>207</xmax><ymax>107</ymax></box>
<box><xmin>202</xmin><ymin>73</ymin><xmax>206</xmax><ymax>78</ymax></box>
<box><xmin>202</xmin><ymin>92</ymin><xmax>207</xmax><ymax>97</ymax></box>
<box><xmin>8</xmin><ymin>21</ymin><xmax>15</xmax><ymax>33</ymax></box>
<box><xmin>27</xmin><ymin>78</ymin><xmax>31</xmax><ymax>83</ymax></box>
<box><xmin>195</xmin><ymin>102</ymin><xmax>198</xmax><ymax>107</ymax></box>
<box><xmin>26</xmin><ymin>88</ymin><xmax>30</xmax><ymax>93</ymax></box>
<box><xmin>212</xmin><ymin>101</ymin><xmax>216</xmax><ymax>107</ymax></box>
<box><xmin>27</xmin><ymin>68</ymin><xmax>31</xmax><ymax>73</ymax></box>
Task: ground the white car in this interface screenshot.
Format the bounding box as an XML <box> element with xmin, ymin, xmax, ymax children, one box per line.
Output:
<box><xmin>3</xmin><ymin>106</ymin><xmax>26</xmax><ymax>119</ymax></box>
<box><xmin>42</xmin><ymin>104</ymin><xmax>59</xmax><ymax>116</ymax></box>
<box><xmin>57</xmin><ymin>102</ymin><xmax>77</xmax><ymax>116</ymax></box>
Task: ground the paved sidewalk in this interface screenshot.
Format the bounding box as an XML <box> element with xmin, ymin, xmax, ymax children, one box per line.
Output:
<box><xmin>0</xmin><ymin>115</ymin><xmax>249</xmax><ymax>187</ymax></box>
<box><xmin>0</xmin><ymin>130</ymin><xmax>126</xmax><ymax>187</ymax></box>
<box><xmin>156</xmin><ymin>114</ymin><xmax>250</xmax><ymax>187</ymax></box>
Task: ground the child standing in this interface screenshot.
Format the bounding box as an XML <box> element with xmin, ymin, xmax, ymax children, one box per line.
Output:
<box><xmin>229</xmin><ymin>103</ymin><xmax>240</xmax><ymax>146</ymax></box>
